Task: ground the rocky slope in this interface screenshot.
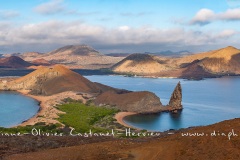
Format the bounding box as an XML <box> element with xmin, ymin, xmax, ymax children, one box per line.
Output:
<box><xmin>19</xmin><ymin>52</ymin><xmax>44</xmax><ymax>61</ymax></box>
<box><xmin>199</xmin><ymin>46</ymin><xmax>240</xmax><ymax>74</ymax></box>
<box><xmin>1</xmin><ymin>65</ymin><xmax>102</xmax><ymax>95</ymax></box>
<box><xmin>43</xmin><ymin>45</ymin><xmax>123</xmax><ymax>69</ymax></box>
<box><xmin>94</xmin><ymin>82</ymin><xmax>183</xmax><ymax>113</ymax></box>
<box><xmin>112</xmin><ymin>53</ymin><xmax>170</xmax><ymax>74</ymax></box>
<box><xmin>112</xmin><ymin>46</ymin><xmax>240</xmax><ymax>79</ymax></box>
<box><xmin>47</xmin><ymin>45</ymin><xmax>100</xmax><ymax>56</ymax></box>
<box><xmin>0</xmin><ymin>56</ymin><xmax>33</xmax><ymax>68</ymax></box>
<box><xmin>31</xmin><ymin>58</ymin><xmax>52</xmax><ymax>66</ymax></box>
<box><xmin>94</xmin><ymin>91</ymin><xmax>164</xmax><ymax>113</ymax></box>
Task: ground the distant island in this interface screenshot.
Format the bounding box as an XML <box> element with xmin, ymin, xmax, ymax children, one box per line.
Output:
<box><xmin>1</xmin><ymin>45</ymin><xmax>240</xmax><ymax>79</ymax></box>
<box><xmin>112</xmin><ymin>46</ymin><xmax>240</xmax><ymax>80</ymax></box>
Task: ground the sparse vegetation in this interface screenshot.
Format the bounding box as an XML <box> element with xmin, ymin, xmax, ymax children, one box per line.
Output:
<box><xmin>56</xmin><ymin>101</ymin><xmax>119</xmax><ymax>132</ymax></box>
<box><xmin>0</xmin><ymin>101</ymin><xmax>119</xmax><ymax>134</ymax></box>
<box><xmin>0</xmin><ymin>123</ymin><xmax>61</xmax><ymax>134</ymax></box>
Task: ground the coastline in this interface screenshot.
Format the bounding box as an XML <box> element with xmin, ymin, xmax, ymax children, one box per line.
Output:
<box><xmin>13</xmin><ymin>89</ymin><xmax>139</xmax><ymax>130</ymax></box>
<box><xmin>16</xmin><ymin>90</ymin><xmax>85</xmax><ymax>127</ymax></box>
<box><xmin>16</xmin><ymin>90</ymin><xmax>59</xmax><ymax>126</ymax></box>
<box><xmin>114</xmin><ymin>112</ymin><xmax>137</xmax><ymax>129</ymax></box>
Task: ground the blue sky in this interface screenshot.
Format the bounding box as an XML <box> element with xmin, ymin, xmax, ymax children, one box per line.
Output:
<box><xmin>0</xmin><ymin>0</ymin><xmax>240</xmax><ymax>53</ymax></box>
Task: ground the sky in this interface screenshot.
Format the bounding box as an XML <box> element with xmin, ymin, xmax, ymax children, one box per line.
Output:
<box><xmin>1</xmin><ymin>0</ymin><xmax>240</xmax><ymax>54</ymax></box>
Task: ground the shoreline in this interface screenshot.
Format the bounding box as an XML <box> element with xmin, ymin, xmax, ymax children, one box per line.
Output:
<box><xmin>13</xmin><ymin>90</ymin><xmax>139</xmax><ymax>129</ymax></box>
<box><xmin>114</xmin><ymin>112</ymin><xmax>138</xmax><ymax>129</ymax></box>
<box><xmin>16</xmin><ymin>90</ymin><xmax>57</xmax><ymax>126</ymax></box>
<box><xmin>16</xmin><ymin>90</ymin><xmax>85</xmax><ymax>127</ymax></box>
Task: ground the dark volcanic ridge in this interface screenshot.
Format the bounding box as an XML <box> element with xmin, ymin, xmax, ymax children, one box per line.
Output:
<box><xmin>0</xmin><ymin>56</ymin><xmax>33</xmax><ymax>68</ymax></box>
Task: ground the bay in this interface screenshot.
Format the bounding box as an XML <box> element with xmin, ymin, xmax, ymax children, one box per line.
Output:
<box><xmin>0</xmin><ymin>91</ymin><xmax>39</xmax><ymax>128</ymax></box>
<box><xmin>85</xmin><ymin>75</ymin><xmax>240</xmax><ymax>131</ymax></box>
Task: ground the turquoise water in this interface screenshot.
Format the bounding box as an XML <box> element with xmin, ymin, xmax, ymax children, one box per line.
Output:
<box><xmin>85</xmin><ymin>75</ymin><xmax>240</xmax><ymax>131</ymax></box>
<box><xmin>0</xmin><ymin>91</ymin><xmax>39</xmax><ymax>128</ymax></box>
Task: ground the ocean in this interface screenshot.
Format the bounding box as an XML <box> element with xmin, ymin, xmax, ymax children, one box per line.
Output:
<box><xmin>85</xmin><ymin>75</ymin><xmax>240</xmax><ymax>131</ymax></box>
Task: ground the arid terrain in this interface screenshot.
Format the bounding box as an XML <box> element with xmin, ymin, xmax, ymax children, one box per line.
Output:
<box><xmin>0</xmin><ymin>45</ymin><xmax>240</xmax><ymax>160</ymax></box>
<box><xmin>1</xmin><ymin>118</ymin><xmax>240</xmax><ymax>160</ymax></box>
<box><xmin>112</xmin><ymin>46</ymin><xmax>240</xmax><ymax>79</ymax></box>
<box><xmin>2</xmin><ymin>45</ymin><xmax>240</xmax><ymax>79</ymax></box>
<box><xmin>3</xmin><ymin>45</ymin><xmax>123</xmax><ymax>69</ymax></box>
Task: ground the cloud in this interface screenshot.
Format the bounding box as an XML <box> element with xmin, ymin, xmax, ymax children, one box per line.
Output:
<box><xmin>34</xmin><ymin>0</ymin><xmax>100</xmax><ymax>17</ymax></box>
<box><xmin>34</xmin><ymin>0</ymin><xmax>65</xmax><ymax>15</ymax></box>
<box><xmin>0</xmin><ymin>10</ymin><xmax>19</xmax><ymax>19</ymax></box>
<box><xmin>216</xmin><ymin>29</ymin><xmax>237</xmax><ymax>38</ymax></box>
<box><xmin>0</xmin><ymin>20</ymin><xmax>238</xmax><ymax>53</ymax></box>
<box><xmin>190</xmin><ymin>9</ymin><xmax>215</xmax><ymax>25</ymax></box>
<box><xmin>118</xmin><ymin>26</ymin><xmax>130</xmax><ymax>31</ymax></box>
<box><xmin>191</xmin><ymin>8</ymin><xmax>240</xmax><ymax>25</ymax></box>
<box><xmin>219</xmin><ymin>8</ymin><xmax>240</xmax><ymax>20</ymax></box>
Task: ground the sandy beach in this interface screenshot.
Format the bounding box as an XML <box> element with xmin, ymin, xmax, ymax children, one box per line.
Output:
<box><xmin>114</xmin><ymin>112</ymin><xmax>137</xmax><ymax>128</ymax></box>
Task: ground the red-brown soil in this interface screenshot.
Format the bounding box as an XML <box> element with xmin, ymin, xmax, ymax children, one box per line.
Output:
<box><xmin>2</xmin><ymin>118</ymin><xmax>240</xmax><ymax>160</ymax></box>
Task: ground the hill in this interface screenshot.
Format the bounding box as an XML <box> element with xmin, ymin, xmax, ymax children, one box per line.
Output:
<box><xmin>4</xmin><ymin>65</ymin><xmax>101</xmax><ymax>95</ymax></box>
<box><xmin>94</xmin><ymin>91</ymin><xmax>163</xmax><ymax>113</ymax></box>
<box><xmin>111</xmin><ymin>46</ymin><xmax>240</xmax><ymax>79</ymax></box>
<box><xmin>47</xmin><ymin>45</ymin><xmax>101</xmax><ymax>56</ymax></box>
<box><xmin>42</xmin><ymin>45</ymin><xmax>123</xmax><ymax>69</ymax></box>
<box><xmin>20</xmin><ymin>52</ymin><xmax>44</xmax><ymax>61</ymax></box>
<box><xmin>0</xmin><ymin>56</ymin><xmax>33</xmax><ymax>68</ymax></box>
<box><xmin>199</xmin><ymin>46</ymin><xmax>240</xmax><ymax>74</ymax></box>
<box><xmin>13</xmin><ymin>45</ymin><xmax>124</xmax><ymax>69</ymax></box>
<box><xmin>31</xmin><ymin>58</ymin><xmax>52</xmax><ymax>66</ymax></box>
<box><xmin>177</xmin><ymin>46</ymin><xmax>240</xmax><ymax>78</ymax></box>
<box><xmin>112</xmin><ymin>54</ymin><xmax>170</xmax><ymax>74</ymax></box>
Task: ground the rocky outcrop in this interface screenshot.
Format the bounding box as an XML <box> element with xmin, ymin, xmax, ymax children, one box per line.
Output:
<box><xmin>94</xmin><ymin>82</ymin><xmax>183</xmax><ymax>114</ymax></box>
<box><xmin>167</xmin><ymin>82</ymin><xmax>182</xmax><ymax>112</ymax></box>
<box><xmin>94</xmin><ymin>91</ymin><xmax>164</xmax><ymax>113</ymax></box>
